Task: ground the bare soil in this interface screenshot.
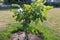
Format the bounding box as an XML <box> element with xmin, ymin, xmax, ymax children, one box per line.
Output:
<box><xmin>9</xmin><ymin>31</ymin><xmax>42</xmax><ymax>40</ymax></box>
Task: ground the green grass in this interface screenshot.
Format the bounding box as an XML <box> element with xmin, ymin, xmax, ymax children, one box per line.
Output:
<box><xmin>0</xmin><ymin>23</ymin><xmax>60</xmax><ymax>40</ymax></box>
<box><xmin>30</xmin><ymin>22</ymin><xmax>60</xmax><ymax>40</ymax></box>
<box><xmin>0</xmin><ymin>23</ymin><xmax>23</xmax><ymax>40</ymax></box>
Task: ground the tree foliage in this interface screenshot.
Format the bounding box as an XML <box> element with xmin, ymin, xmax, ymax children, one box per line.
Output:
<box><xmin>13</xmin><ymin>0</ymin><xmax>53</xmax><ymax>32</ymax></box>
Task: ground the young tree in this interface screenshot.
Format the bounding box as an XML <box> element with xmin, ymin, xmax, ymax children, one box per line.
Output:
<box><xmin>13</xmin><ymin>0</ymin><xmax>53</xmax><ymax>33</ymax></box>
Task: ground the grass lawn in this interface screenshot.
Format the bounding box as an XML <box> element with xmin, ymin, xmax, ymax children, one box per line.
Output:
<box><xmin>0</xmin><ymin>10</ymin><xmax>16</xmax><ymax>30</ymax></box>
<box><xmin>43</xmin><ymin>8</ymin><xmax>60</xmax><ymax>36</ymax></box>
<box><xmin>0</xmin><ymin>8</ymin><xmax>60</xmax><ymax>40</ymax></box>
<box><xmin>0</xmin><ymin>10</ymin><xmax>17</xmax><ymax>23</ymax></box>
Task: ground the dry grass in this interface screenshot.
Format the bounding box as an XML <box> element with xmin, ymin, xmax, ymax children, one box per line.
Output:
<box><xmin>43</xmin><ymin>8</ymin><xmax>60</xmax><ymax>36</ymax></box>
<box><xmin>0</xmin><ymin>10</ymin><xmax>16</xmax><ymax>29</ymax></box>
<box><xmin>0</xmin><ymin>10</ymin><xmax>16</xmax><ymax>23</ymax></box>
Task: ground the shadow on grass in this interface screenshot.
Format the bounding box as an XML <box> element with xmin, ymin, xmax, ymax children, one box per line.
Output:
<box><xmin>0</xmin><ymin>6</ymin><xmax>19</xmax><ymax>10</ymax></box>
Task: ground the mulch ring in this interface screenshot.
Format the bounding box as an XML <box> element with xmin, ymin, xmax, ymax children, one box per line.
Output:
<box><xmin>9</xmin><ymin>31</ymin><xmax>43</xmax><ymax>40</ymax></box>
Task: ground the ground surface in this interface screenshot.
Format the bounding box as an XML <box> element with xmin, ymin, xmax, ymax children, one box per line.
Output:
<box><xmin>10</xmin><ymin>31</ymin><xmax>42</xmax><ymax>40</ymax></box>
<box><xmin>43</xmin><ymin>8</ymin><xmax>60</xmax><ymax>36</ymax></box>
<box><xmin>0</xmin><ymin>8</ymin><xmax>60</xmax><ymax>36</ymax></box>
<box><xmin>0</xmin><ymin>10</ymin><xmax>16</xmax><ymax>30</ymax></box>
